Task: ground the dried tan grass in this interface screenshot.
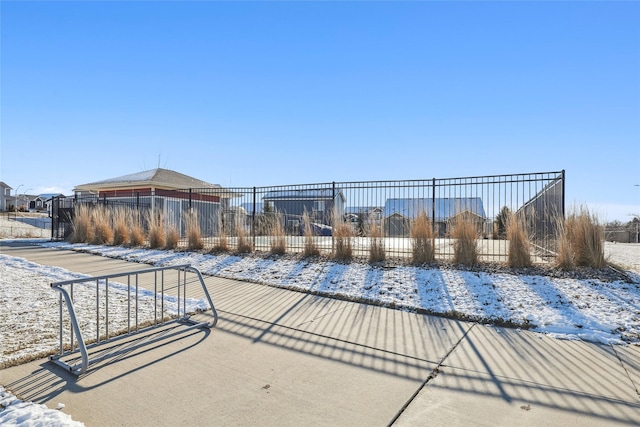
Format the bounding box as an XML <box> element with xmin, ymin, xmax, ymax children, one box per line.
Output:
<box><xmin>186</xmin><ymin>211</ymin><xmax>204</xmax><ymax>251</ymax></box>
<box><xmin>302</xmin><ymin>211</ymin><xmax>319</xmax><ymax>258</ymax></box>
<box><xmin>453</xmin><ymin>214</ymin><xmax>478</xmax><ymax>266</ymax></box>
<box><xmin>411</xmin><ymin>212</ymin><xmax>434</xmax><ymax>265</ymax></box>
<box><xmin>69</xmin><ymin>203</ymin><xmax>93</xmax><ymax>243</ymax></box>
<box><xmin>146</xmin><ymin>211</ymin><xmax>165</xmax><ymax>249</ymax></box>
<box><xmin>128</xmin><ymin>210</ymin><xmax>146</xmax><ymax>247</ymax></box>
<box><xmin>333</xmin><ymin>208</ymin><xmax>352</xmax><ymax>261</ymax></box>
<box><xmin>557</xmin><ymin>206</ymin><xmax>606</xmax><ymax>268</ymax></box>
<box><xmin>269</xmin><ymin>211</ymin><xmax>287</xmax><ymax>255</ymax></box>
<box><xmin>506</xmin><ymin>213</ymin><xmax>531</xmax><ymax>268</ymax></box>
<box><xmin>555</xmin><ymin>215</ymin><xmax>574</xmax><ymax>269</ymax></box>
<box><xmin>165</xmin><ymin>222</ymin><xmax>180</xmax><ymax>250</ymax></box>
<box><xmin>90</xmin><ymin>205</ymin><xmax>114</xmax><ymax>245</ymax></box>
<box><xmin>367</xmin><ymin>219</ymin><xmax>385</xmax><ymax>263</ymax></box>
<box><xmin>211</xmin><ymin>213</ymin><xmax>229</xmax><ymax>253</ymax></box>
<box><xmin>236</xmin><ymin>216</ymin><xmax>253</xmax><ymax>254</ymax></box>
<box><xmin>112</xmin><ymin>207</ymin><xmax>130</xmax><ymax>246</ymax></box>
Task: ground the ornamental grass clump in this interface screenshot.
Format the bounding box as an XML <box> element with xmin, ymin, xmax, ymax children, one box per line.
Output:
<box><xmin>212</xmin><ymin>214</ymin><xmax>229</xmax><ymax>253</ymax></box>
<box><xmin>411</xmin><ymin>212</ymin><xmax>434</xmax><ymax>265</ymax></box>
<box><xmin>452</xmin><ymin>214</ymin><xmax>478</xmax><ymax>266</ymax></box>
<box><xmin>91</xmin><ymin>205</ymin><xmax>114</xmax><ymax>245</ymax></box>
<box><xmin>165</xmin><ymin>221</ymin><xmax>180</xmax><ymax>250</ymax></box>
<box><xmin>555</xmin><ymin>215</ymin><xmax>574</xmax><ymax>269</ymax></box>
<box><xmin>146</xmin><ymin>211</ymin><xmax>165</xmax><ymax>249</ymax></box>
<box><xmin>128</xmin><ymin>210</ymin><xmax>146</xmax><ymax>247</ymax></box>
<box><xmin>506</xmin><ymin>213</ymin><xmax>531</xmax><ymax>268</ymax></box>
<box><xmin>269</xmin><ymin>211</ymin><xmax>287</xmax><ymax>255</ymax></box>
<box><xmin>367</xmin><ymin>219</ymin><xmax>385</xmax><ymax>263</ymax></box>
<box><xmin>333</xmin><ymin>208</ymin><xmax>352</xmax><ymax>261</ymax></box>
<box><xmin>556</xmin><ymin>206</ymin><xmax>606</xmax><ymax>269</ymax></box>
<box><xmin>302</xmin><ymin>211</ymin><xmax>320</xmax><ymax>258</ymax></box>
<box><xmin>111</xmin><ymin>207</ymin><xmax>130</xmax><ymax>246</ymax></box>
<box><xmin>186</xmin><ymin>211</ymin><xmax>204</xmax><ymax>251</ymax></box>
<box><xmin>236</xmin><ymin>216</ymin><xmax>253</xmax><ymax>254</ymax></box>
<box><xmin>69</xmin><ymin>203</ymin><xmax>92</xmax><ymax>243</ymax></box>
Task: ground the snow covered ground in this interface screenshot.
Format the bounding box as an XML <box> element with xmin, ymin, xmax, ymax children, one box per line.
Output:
<box><xmin>1</xmin><ymin>386</ymin><xmax>83</xmax><ymax>427</ymax></box>
<box><xmin>0</xmin><ymin>254</ymin><xmax>209</xmax><ymax>368</ymax></box>
<box><xmin>1</xmin><ymin>239</ymin><xmax>639</xmax><ymax>426</ymax></box>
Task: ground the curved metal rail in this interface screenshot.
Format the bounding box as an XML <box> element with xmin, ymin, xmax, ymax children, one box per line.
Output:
<box><xmin>50</xmin><ymin>264</ymin><xmax>217</xmax><ymax>375</ymax></box>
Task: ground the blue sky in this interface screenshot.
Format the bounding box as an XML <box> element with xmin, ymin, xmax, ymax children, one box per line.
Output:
<box><xmin>1</xmin><ymin>1</ymin><xmax>639</xmax><ymax>221</ymax></box>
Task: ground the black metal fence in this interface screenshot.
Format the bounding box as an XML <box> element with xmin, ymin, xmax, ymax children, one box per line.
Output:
<box><xmin>52</xmin><ymin>170</ymin><xmax>565</xmax><ymax>262</ymax></box>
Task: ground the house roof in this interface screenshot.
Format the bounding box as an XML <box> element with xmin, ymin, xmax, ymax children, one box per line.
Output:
<box><xmin>39</xmin><ymin>193</ymin><xmax>66</xmax><ymax>201</ymax></box>
<box><xmin>383</xmin><ymin>197</ymin><xmax>486</xmax><ymax>221</ymax></box>
<box><xmin>344</xmin><ymin>206</ymin><xmax>383</xmax><ymax>215</ymax></box>
<box><xmin>263</xmin><ymin>188</ymin><xmax>345</xmax><ymax>202</ymax></box>
<box><xmin>0</xmin><ymin>182</ymin><xmax>12</xmax><ymax>190</ymax></box>
<box><xmin>74</xmin><ymin>168</ymin><xmax>226</xmax><ymax>193</ymax></box>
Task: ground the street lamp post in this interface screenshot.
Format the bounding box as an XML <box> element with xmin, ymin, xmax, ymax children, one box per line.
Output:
<box><xmin>14</xmin><ymin>184</ymin><xmax>23</xmax><ymax>220</ymax></box>
<box><xmin>18</xmin><ymin>188</ymin><xmax>33</xmax><ymax>215</ymax></box>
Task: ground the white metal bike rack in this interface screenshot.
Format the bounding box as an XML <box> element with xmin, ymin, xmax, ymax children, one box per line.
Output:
<box><xmin>50</xmin><ymin>264</ymin><xmax>217</xmax><ymax>375</ymax></box>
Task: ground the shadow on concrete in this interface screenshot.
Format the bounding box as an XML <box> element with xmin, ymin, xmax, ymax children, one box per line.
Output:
<box><xmin>433</xmin><ymin>325</ymin><xmax>640</xmax><ymax>425</ymax></box>
<box><xmin>5</xmin><ymin>325</ymin><xmax>209</xmax><ymax>405</ymax></box>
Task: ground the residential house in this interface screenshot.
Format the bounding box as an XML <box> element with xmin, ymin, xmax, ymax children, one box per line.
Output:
<box><xmin>262</xmin><ymin>188</ymin><xmax>346</xmax><ymax>233</ymax></box>
<box><xmin>383</xmin><ymin>197</ymin><xmax>487</xmax><ymax>237</ymax></box>
<box><xmin>0</xmin><ymin>182</ymin><xmax>12</xmax><ymax>211</ymax></box>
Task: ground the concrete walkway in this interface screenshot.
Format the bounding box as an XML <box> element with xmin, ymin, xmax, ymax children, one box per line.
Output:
<box><xmin>1</xmin><ymin>241</ymin><xmax>639</xmax><ymax>426</ymax></box>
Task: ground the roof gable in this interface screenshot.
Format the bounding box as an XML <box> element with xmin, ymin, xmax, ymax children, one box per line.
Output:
<box><xmin>74</xmin><ymin>168</ymin><xmax>222</xmax><ymax>192</ymax></box>
<box><xmin>383</xmin><ymin>197</ymin><xmax>486</xmax><ymax>221</ymax></box>
<box><xmin>263</xmin><ymin>188</ymin><xmax>345</xmax><ymax>202</ymax></box>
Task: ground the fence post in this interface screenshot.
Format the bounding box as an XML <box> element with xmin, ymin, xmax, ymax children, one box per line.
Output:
<box><xmin>561</xmin><ymin>169</ymin><xmax>565</xmax><ymax>219</ymax></box>
<box><xmin>252</xmin><ymin>187</ymin><xmax>257</xmax><ymax>248</ymax></box>
<box><xmin>432</xmin><ymin>178</ymin><xmax>436</xmax><ymax>239</ymax></box>
<box><xmin>332</xmin><ymin>182</ymin><xmax>336</xmax><ymax>252</ymax></box>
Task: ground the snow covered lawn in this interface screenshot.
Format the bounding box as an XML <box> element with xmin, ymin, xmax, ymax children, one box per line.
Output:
<box><xmin>0</xmin><ymin>254</ymin><xmax>209</xmax><ymax>369</ymax></box>
<box><xmin>11</xmin><ymin>241</ymin><xmax>640</xmax><ymax>347</ymax></box>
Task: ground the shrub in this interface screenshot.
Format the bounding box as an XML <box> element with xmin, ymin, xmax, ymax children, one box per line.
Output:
<box><xmin>302</xmin><ymin>211</ymin><xmax>319</xmax><ymax>258</ymax></box>
<box><xmin>186</xmin><ymin>211</ymin><xmax>204</xmax><ymax>251</ymax></box>
<box><xmin>69</xmin><ymin>204</ymin><xmax>92</xmax><ymax>243</ymax></box>
<box><xmin>506</xmin><ymin>213</ymin><xmax>531</xmax><ymax>268</ymax></box>
<box><xmin>269</xmin><ymin>211</ymin><xmax>286</xmax><ymax>255</ymax></box>
<box><xmin>453</xmin><ymin>214</ymin><xmax>478</xmax><ymax>266</ymax></box>
<box><xmin>367</xmin><ymin>219</ymin><xmax>385</xmax><ymax>263</ymax></box>
<box><xmin>146</xmin><ymin>211</ymin><xmax>165</xmax><ymax>249</ymax></box>
<box><xmin>112</xmin><ymin>207</ymin><xmax>130</xmax><ymax>246</ymax></box>
<box><xmin>411</xmin><ymin>212</ymin><xmax>434</xmax><ymax>265</ymax></box>
<box><xmin>333</xmin><ymin>208</ymin><xmax>352</xmax><ymax>261</ymax></box>
<box><xmin>91</xmin><ymin>205</ymin><xmax>114</xmax><ymax>245</ymax></box>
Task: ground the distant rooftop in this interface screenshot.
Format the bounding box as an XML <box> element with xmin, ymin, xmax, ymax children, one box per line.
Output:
<box><xmin>383</xmin><ymin>197</ymin><xmax>486</xmax><ymax>221</ymax></box>
<box><xmin>74</xmin><ymin>168</ymin><xmax>223</xmax><ymax>192</ymax></box>
<box><xmin>263</xmin><ymin>188</ymin><xmax>345</xmax><ymax>202</ymax></box>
